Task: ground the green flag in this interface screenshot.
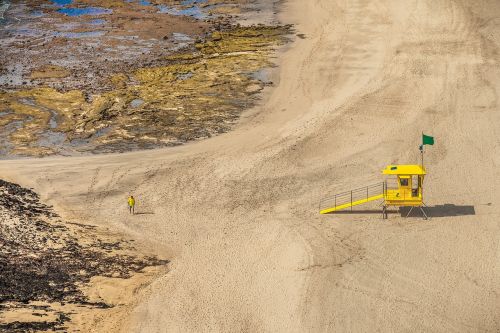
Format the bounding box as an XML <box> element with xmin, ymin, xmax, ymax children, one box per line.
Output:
<box><xmin>422</xmin><ymin>134</ymin><xmax>434</xmax><ymax>146</ymax></box>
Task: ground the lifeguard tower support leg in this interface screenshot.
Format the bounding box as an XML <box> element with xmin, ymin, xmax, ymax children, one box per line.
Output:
<box><xmin>420</xmin><ymin>206</ymin><xmax>429</xmax><ymax>220</ymax></box>
<box><xmin>405</xmin><ymin>206</ymin><xmax>414</xmax><ymax>217</ymax></box>
<box><xmin>404</xmin><ymin>206</ymin><xmax>429</xmax><ymax>219</ymax></box>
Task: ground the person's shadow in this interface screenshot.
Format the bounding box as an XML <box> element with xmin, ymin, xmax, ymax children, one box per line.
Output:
<box><xmin>134</xmin><ymin>211</ymin><xmax>155</xmax><ymax>215</ymax></box>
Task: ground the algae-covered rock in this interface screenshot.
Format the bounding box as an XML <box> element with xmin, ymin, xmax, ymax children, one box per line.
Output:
<box><xmin>30</xmin><ymin>65</ymin><xmax>71</xmax><ymax>79</ymax></box>
<box><xmin>0</xmin><ymin>25</ymin><xmax>291</xmax><ymax>157</ymax></box>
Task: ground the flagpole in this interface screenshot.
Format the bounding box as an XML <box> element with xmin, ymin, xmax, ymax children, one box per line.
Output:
<box><xmin>421</xmin><ymin>131</ymin><xmax>424</xmax><ymax>167</ymax></box>
<box><xmin>421</xmin><ymin>145</ymin><xmax>424</xmax><ymax>167</ymax></box>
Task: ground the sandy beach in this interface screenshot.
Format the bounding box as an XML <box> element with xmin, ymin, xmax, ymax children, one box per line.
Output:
<box><xmin>1</xmin><ymin>0</ymin><xmax>499</xmax><ymax>331</ymax></box>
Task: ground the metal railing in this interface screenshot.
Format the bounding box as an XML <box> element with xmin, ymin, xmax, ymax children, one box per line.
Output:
<box><xmin>319</xmin><ymin>182</ymin><xmax>385</xmax><ymax>212</ymax></box>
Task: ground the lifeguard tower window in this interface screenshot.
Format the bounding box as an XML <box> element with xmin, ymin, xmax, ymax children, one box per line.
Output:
<box><xmin>400</xmin><ymin>178</ymin><xmax>409</xmax><ymax>186</ymax></box>
<box><xmin>412</xmin><ymin>175</ymin><xmax>419</xmax><ymax>197</ymax></box>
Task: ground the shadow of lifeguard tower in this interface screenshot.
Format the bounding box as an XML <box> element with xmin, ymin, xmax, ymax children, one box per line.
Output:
<box><xmin>319</xmin><ymin>164</ymin><xmax>429</xmax><ymax>219</ymax></box>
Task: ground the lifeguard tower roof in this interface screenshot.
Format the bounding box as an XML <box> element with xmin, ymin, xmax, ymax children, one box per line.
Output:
<box><xmin>382</xmin><ymin>165</ymin><xmax>426</xmax><ymax>175</ymax></box>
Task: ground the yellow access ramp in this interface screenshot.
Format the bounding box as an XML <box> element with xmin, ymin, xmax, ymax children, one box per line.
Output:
<box><xmin>319</xmin><ymin>182</ymin><xmax>384</xmax><ymax>214</ymax></box>
<box><xmin>320</xmin><ymin>194</ymin><xmax>383</xmax><ymax>214</ymax></box>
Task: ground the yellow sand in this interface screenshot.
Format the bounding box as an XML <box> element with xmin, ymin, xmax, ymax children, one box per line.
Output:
<box><xmin>1</xmin><ymin>0</ymin><xmax>499</xmax><ymax>331</ymax></box>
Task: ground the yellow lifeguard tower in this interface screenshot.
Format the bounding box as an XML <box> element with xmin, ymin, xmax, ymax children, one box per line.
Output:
<box><xmin>319</xmin><ymin>164</ymin><xmax>428</xmax><ymax>219</ymax></box>
<box><xmin>381</xmin><ymin>164</ymin><xmax>427</xmax><ymax>219</ymax></box>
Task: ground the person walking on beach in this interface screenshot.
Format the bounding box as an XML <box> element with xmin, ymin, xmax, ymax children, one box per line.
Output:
<box><xmin>128</xmin><ymin>195</ymin><xmax>135</xmax><ymax>215</ymax></box>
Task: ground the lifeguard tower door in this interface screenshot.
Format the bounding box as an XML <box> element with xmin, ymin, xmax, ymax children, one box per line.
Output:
<box><xmin>399</xmin><ymin>175</ymin><xmax>411</xmax><ymax>200</ymax></box>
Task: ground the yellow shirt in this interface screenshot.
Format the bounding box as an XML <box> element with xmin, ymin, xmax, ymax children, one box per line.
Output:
<box><xmin>128</xmin><ymin>197</ymin><xmax>135</xmax><ymax>207</ymax></box>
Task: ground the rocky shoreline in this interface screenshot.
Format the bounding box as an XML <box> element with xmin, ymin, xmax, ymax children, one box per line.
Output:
<box><xmin>0</xmin><ymin>179</ymin><xmax>168</xmax><ymax>331</ymax></box>
<box><xmin>0</xmin><ymin>0</ymin><xmax>291</xmax><ymax>157</ymax></box>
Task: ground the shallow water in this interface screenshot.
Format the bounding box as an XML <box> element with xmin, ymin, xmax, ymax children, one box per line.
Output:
<box><xmin>51</xmin><ymin>0</ymin><xmax>112</xmax><ymax>17</ymax></box>
<box><xmin>182</xmin><ymin>0</ymin><xmax>208</xmax><ymax>5</ymax></box>
<box><xmin>158</xmin><ymin>0</ymin><xmax>214</xmax><ymax>19</ymax></box>
<box><xmin>130</xmin><ymin>99</ymin><xmax>144</xmax><ymax>108</ymax></box>
<box><xmin>31</xmin><ymin>9</ymin><xmax>44</xmax><ymax>17</ymax></box>
<box><xmin>251</xmin><ymin>68</ymin><xmax>272</xmax><ymax>83</ymax></box>
<box><xmin>57</xmin><ymin>7</ymin><xmax>112</xmax><ymax>16</ymax></box>
<box><xmin>157</xmin><ymin>5</ymin><xmax>204</xmax><ymax>19</ymax></box>
<box><xmin>89</xmin><ymin>19</ymin><xmax>106</xmax><ymax>25</ymax></box>
<box><xmin>38</xmin><ymin>131</ymin><xmax>66</xmax><ymax>149</ymax></box>
<box><xmin>94</xmin><ymin>126</ymin><xmax>112</xmax><ymax>138</ymax></box>
<box><xmin>0</xmin><ymin>1</ymin><xmax>10</xmax><ymax>21</ymax></box>
<box><xmin>52</xmin><ymin>0</ymin><xmax>73</xmax><ymax>6</ymax></box>
<box><xmin>0</xmin><ymin>120</ymin><xmax>23</xmax><ymax>156</ymax></box>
